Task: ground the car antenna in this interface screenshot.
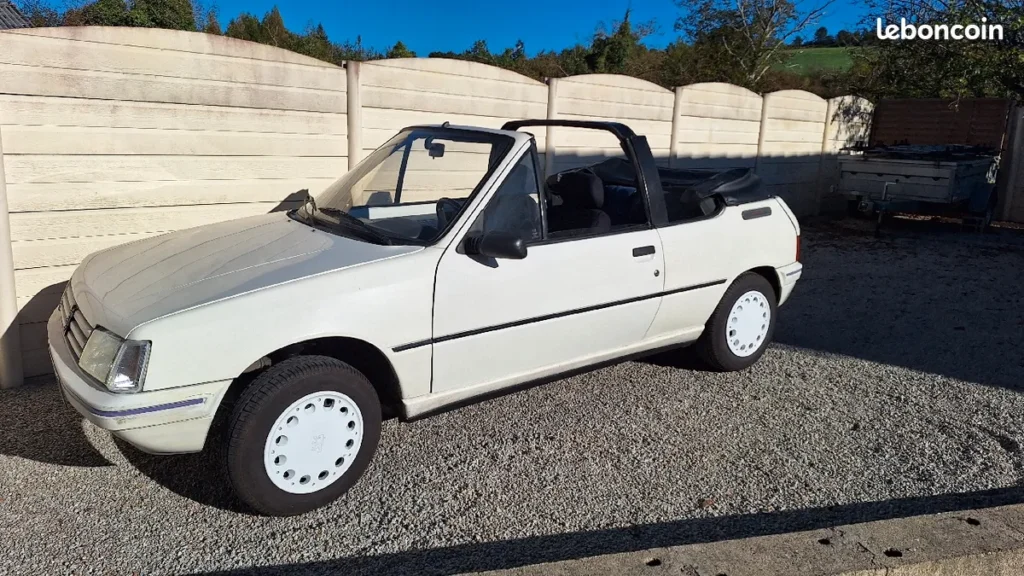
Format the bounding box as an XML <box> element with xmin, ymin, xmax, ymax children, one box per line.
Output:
<box><xmin>442</xmin><ymin>121</ymin><xmax>450</xmax><ymax>128</ymax></box>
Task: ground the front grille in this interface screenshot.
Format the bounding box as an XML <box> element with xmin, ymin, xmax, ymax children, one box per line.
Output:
<box><xmin>58</xmin><ymin>285</ymin><xmax>94</xmax><ymax>361</ymax></box>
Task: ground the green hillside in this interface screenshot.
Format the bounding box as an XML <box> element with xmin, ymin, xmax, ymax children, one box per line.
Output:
<box><xmin>776</xmin><ymin>47</ymin><xmax>855</xmax><ymax>74</ymax></box>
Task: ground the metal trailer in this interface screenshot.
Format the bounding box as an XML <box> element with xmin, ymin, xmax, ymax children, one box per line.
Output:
<box><xmin>835</xmin><ymin>146</ymin><xmax>998</xmax><ymax>235</ymax></box>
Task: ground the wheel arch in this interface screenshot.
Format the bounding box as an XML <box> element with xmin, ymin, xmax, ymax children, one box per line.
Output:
<box><xmin>745</xmin><ymin>266</ymin><xmax>783</xmax><ymax>303</ymax></box>
<box><xmin>218</xmin><ymin>336</ymin><xmax>404</xmax><ymax>421</ymax></box>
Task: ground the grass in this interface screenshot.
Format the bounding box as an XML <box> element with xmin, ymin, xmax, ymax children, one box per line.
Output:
<box><xmin>776</xmin><ymin>47</ymin><xmax>855</xmax><ymax>74</ymax></box>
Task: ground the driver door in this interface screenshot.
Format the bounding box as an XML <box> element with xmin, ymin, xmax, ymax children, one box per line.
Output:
<box><xmin>431</xmin><ymin>143</ymin><xmax>665</xmax><ymax>395</ymax></box>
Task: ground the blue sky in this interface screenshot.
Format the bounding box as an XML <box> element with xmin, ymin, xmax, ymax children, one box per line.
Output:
<box><xmin>213</xmin><ymin>0</ymin><xmax>867</xmax><ymax>55</ymax></box>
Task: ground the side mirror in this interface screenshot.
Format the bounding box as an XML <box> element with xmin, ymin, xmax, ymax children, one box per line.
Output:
<box><xmin>464</xmin><ymin>231</ymin><xmax>527</xmax><ymax>260</ymax></box>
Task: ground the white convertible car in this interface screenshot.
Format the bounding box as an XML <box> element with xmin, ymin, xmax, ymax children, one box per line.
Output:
<box><xmin>49</xmin><ymin>120</ymin><xmax>802</xmax><ymax>515</ymax></box>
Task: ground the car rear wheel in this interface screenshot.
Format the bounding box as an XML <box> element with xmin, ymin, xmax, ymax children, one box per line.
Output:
<box><xmin>225</xmin><ymin>355</ymin><xmax>381</xmax><ymax>516</ymax></box>
<box><xmin>696</xmin><ymin>272</ymin><xmax>777</xmax><ymax>371</ymax></box>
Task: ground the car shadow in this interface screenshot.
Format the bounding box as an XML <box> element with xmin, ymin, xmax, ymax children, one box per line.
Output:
<box><xmin>268</xmin><ymin>189</ymin><xmax>310</xmax><ymax>212</ymax></box>
<box><xmin>771</xmin><ymin>216</ymin><xmax>1024</xmax><ymax>395</ymax></box>
<box><xmin>637</xmin><ymin>345</ymin><xmax>714</xmax><ymax>372</ymax></box>
<box><xmin>192</xmin><ymin>484</ymin><xmax>1024</xmax><ymax>576</ymax></box>
<box><xmin>0</xmin><ymin>377</ymin><xmax>111</xmax><ymax>467</ymax></box>
<box><xmin>114</xmin><ymin>436</ymin><xmax>253</xmax><ymax>515</ymax></box>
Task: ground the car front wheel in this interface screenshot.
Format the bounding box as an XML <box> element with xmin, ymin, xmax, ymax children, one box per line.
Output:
<box><xmin>225</xmin><ymin>355</ymin><xmax>382</xmax><ymax>516</ymax></box>
<box><xmin>696</xmin><ymin>272</ymin><xmax>778</xmax><ymax>371</ymax></box>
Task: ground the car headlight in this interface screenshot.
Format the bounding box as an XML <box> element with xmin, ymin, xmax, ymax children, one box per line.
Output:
<box><xmin>78</xmin><ymin>327</ymin><xmax>151</xmax><ymax>393</ymax></box>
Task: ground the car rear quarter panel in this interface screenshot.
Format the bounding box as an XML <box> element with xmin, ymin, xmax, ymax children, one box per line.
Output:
<box><xmin>128</xmin><ymin>248</ymin><xmax>441</xmax><ymax>398</ymax></box>
<box><xmin>647</xmin><ymin>198</ymin><xmax>799</xmax><ymax>337</ymax></box>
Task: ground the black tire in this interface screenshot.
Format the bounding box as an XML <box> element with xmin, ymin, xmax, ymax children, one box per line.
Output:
<box><xmin>696</xmin><ymin>272</ymin><xmax>778</xmax><ymax>372</ymax></box>
<box><xmin>846</xmin><ymin>199</ymin><xmax>862</xmax><ymax>218</ymax></box>
<box><xmin>981</xmin><ymin>190</ymin><xmax>997</xmax><ymax>233</ymax></box>
<box><xmin>226</xmin><ymin>355</ymin><xmax>382</xmax><ymax>516</ymax></box>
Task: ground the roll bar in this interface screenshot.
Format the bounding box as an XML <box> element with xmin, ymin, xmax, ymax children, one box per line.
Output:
<box><xmin>500</xmin><ymin>120</ymin><xmax>637</xmax><ymax>141</ymax></box>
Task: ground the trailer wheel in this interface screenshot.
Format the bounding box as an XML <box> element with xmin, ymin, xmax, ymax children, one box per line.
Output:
<box><xmin>981</xmin><ymin>191</ymin><xmax>997</xmax><ymax>232</ymax></box>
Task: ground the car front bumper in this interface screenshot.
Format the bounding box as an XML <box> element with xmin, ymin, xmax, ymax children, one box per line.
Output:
<box><xmin>47</xmin><ymin>310</ymin><xmax>232</xmax><ymax>454</ymax></box>
<box><xmin>776</xmin><ymin>262</ymin><xmax>803</xmax><ymax>306</ymax></box>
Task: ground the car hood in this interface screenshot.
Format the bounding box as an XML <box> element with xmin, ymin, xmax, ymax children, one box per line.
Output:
<box><xmin>69</xmin><ymin>213</ymin><xmax>422</xmax><ymax>336</ymax></box>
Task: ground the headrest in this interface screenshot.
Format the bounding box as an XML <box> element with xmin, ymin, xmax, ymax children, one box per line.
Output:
<box><xmin>555</xmin><ymin>170</ymin><xmax>604</xmax><ymax>209</ymax></box>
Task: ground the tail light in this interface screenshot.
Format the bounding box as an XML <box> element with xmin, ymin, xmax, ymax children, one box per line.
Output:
<box><xmin>795</xmin><ymin>234</ymin><xmax>801</xmax><ymax>261</ymax></box>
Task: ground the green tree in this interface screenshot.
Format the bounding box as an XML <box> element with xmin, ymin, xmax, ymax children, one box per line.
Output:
<box><xmin>225</xmin><ymin>12</ymin><xmax>263</xmax><ymax>42</ymax></box>
<box><xmin>191</xmin><ymin>0</ymin><xmax>220</xmax><ymax>34</ymax></box>
<box><xmin>131</xmin><ymin>0</ymin><xmax>196</xmax><ymax>30</ymax></box>
<box><xmin>80</xmin><ymin>0</ymin><xmax>130</xmax><ymax>26</ymax></box>
<box><xmin>386</xmin><ymin>40</ymin><xmax>416</xmax><ymax>59</ymax></box>
<box><xmin>586</xmin><ymin>9</ymin><xmax>656</xmax><ymax>74</ymax></box>
<box><xmin>676</xmin><ymin>0</ymin><xmax>836</xmax><ymax>89</ymax></box>
<box><xmin>855</xmin><ymin>0</ymin><xmax>1024</xmax><ymax>100</ymax></box>
<box><xmin>334</xmin><ymin>35</ymin><xmax>382</xmax><ymax>61</ymax></box>
<box><xmin>294</xmin><ymin>24</ymin><xmax>334</xmax><ymax>61</ymax></box>
<box><xmin>14</xmin><ymin>0</ymin><xmax>61</xmax><ymax>26</ymax></box>
<box><xmin>466</xmin><ymin>39</ymin><xmax>494</xmax><ymax>63</ymax></box>
<box><xmin>813</xmin><ymin>26</ymin><xmax>830</xmax><ymax>44</ymax></box>
<box><xmin>201</xmin><ymin>10</ymin><xmax>220</xmax><ymax>34</ymax></box>
<box><xmin>260</xmin><ymin>6</ymin><xmax>289</xmax><ymax>47</ymax></box>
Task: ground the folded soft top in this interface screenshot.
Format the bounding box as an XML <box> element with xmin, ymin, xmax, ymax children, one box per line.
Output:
<box><xmin>570</xmin><ymin>158</ymin><xmax>771</xmax><ymax>206</ymax></box>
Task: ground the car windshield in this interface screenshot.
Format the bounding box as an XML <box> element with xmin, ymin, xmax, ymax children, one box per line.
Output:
<box><xmin>295</xmin><ymin>127</ymin><xmax>514</xmax><ymax>245</ymax></box>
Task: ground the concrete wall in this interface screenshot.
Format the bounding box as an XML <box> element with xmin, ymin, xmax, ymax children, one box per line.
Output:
<box><xmin>352</xmin><ymin>58</ymin><xmax>548</xmax><ymax>202</ymax></box>
<box><xmin>548</xmin><ymin>74</ymin><xmax>675</xmax><ymax>172</ymax></box>
<box><xmin>0</xmin><ymin>26</ymin><xmax>880</xmax><ymax>386</ymax></box>
<box><xmin>672</xmin><ymin>82</ymin><xmax>763</xmax><ymax>171</ymax></box>
<box><xmin>0</xmin><ymin>27</ymin><xmax>347</xmax><ymax>379</ymax></box>
<box><xmin>754</xmin><ymin>90</ymin><xmax>829</xmax><ymax>216</ymax></box>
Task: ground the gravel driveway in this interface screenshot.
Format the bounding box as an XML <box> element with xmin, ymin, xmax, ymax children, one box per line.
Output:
<box><xmin>2</xmin><ymin>218</ymin><xmax>1024</xmax><ymax>576</ymax></box>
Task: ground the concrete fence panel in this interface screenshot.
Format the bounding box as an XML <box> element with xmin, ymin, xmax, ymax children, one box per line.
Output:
<box><xmin>756</xmin><ymin>90</ymin><xmax>829</xmax><ymax>217</ymax></box>
<box><xmin>0</xmin><ymin>27</ymin><xmax>348</xmax><ymax>380</ymax></box>
<box><xmin>549</xmin><ymin>74</ymin><xmax>674</xmax><ymax>173</ymax></box>
<box><xmin>672</xmin><ymin>82</ymin><xmax>763</xmax><ymax>171</ymax></box>
<box><xmin>353</xmin><ymin>58</ymin><xmax>547</xmax><ymax>202</ymax></box>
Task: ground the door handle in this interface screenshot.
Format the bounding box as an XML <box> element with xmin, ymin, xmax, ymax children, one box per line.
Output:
<box><xmin>632</xmin><ymin>245</ymin><xmax>656</xmax><ymax>257</ymax></box>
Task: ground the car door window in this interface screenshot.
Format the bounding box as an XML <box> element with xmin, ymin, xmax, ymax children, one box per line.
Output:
<box><xmin>469</xmin><ymin>149</ymin><xmax>543</xmax><ymax>242</ymax></box>
<box><xmin>545</xmin><ymin>158</ymin><xmax>649</xmax><ymax>240</ymax></box>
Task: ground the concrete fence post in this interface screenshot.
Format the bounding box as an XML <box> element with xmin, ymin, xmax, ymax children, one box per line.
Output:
<box><xmin>0</xmin><ymin>123</ymin><xmax>24</xmax><ymax>389</ymax></box>
<box><xmin>998</xmin><ymin>105</ymin><xmax>1024</xmax><ymax>222</ymax></box>
<box><xmin>814</xmin><ymin>97</ymin><xmax>839</xmax><ymax>216</ymax></box>
<box><xmin>669</xmin><ymin>86</ymin><xmax>684</xmax><ymax>169</ymax></box>
<box><xmin>346</xmin><ymin>61</ymin><xmax>362</xmax><ymax>171</ymax></box>
<box><xmin>544</xmin><ymin>78</ymin><xmax>558</xmax><ymax>179</ymax></box>
<box><xmin>754</xmin><ymin>94</ymin><xmax>770</xmax><ymax>175</ymax></box>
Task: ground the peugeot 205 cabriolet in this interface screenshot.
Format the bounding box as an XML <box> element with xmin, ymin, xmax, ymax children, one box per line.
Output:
<box><xmin>49</xmin><ymin>120</ymin><xmax>803</xmax><ymax>515</ymax></box>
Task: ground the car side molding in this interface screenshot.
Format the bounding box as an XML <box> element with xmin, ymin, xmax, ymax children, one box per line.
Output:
<box><xmin>392</xmin><ymin>279</ymin><xmax>727</xmax><ymax>353</ymax></box>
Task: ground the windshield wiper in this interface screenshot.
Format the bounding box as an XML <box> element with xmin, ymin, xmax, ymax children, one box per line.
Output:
<box><xmin>298</xmin><ymin>189</ymin><xmax>316</xmax><ymax>226</ymax></box>
<box><xmin>294</xmin><ymin>192</ymin><xmax>391</xmax><ymax>245</ymax></box>
<box><xmin>316</xmin><ymin>207</ymin><xmax>394</xmax><ymax>245</ymax></box>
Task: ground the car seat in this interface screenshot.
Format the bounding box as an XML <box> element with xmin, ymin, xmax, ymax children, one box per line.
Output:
<box><xmin>547</xmin><ymin>170</ymin><xmax>612</xmax><ymax>235</ymax></box>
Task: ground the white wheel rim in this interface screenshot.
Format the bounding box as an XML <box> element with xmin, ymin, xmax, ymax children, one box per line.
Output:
<box><xmin>264</xmin><ymin>391</ymin><xmax>363</xmax><ymax>495</ymax></box>
<box><xmin>726</xmin><ymin>290</ymin><xmax>771</xmax><ymax>357</ymax></box>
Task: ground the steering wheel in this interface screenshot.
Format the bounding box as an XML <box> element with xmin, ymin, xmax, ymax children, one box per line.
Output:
<box><xmin>435</xmin><ymin>197</ymin><xmax>462</xmax><ymax>230</ymax></box>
